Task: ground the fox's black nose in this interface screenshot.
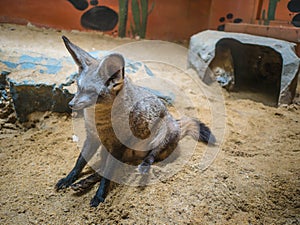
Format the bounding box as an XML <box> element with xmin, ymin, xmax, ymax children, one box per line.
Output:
<box><xmin>68</xmin><ymin>101</ymin><xmax>74</xmax><ymax>109</ymax></box>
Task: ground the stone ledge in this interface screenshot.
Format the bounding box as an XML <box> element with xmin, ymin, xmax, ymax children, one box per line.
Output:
<box><xmin>0</xmin><ymin>49</ymin><xmax>159</xmax><ymax>122</ymax></box>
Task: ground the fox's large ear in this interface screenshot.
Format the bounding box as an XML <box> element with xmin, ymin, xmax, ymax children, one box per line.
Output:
<box><xmin>100</xmin><ymin>53</ymin><xmax>125</xmax><ymax>93</ymax></box>
<box><xmin>62</xmin><ymin>36</ymin><xmax>96</xmax><ymax>70</ymax></box>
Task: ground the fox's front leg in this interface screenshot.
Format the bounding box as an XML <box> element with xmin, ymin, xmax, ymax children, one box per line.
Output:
<box><xmin>71</xmin><ymin>146</ymin><xmax>108</xmax><ymax>191</ymax></box>
<box><xmin>90</xmin><ymin>148</ymin><xmax>124</xmax><ymax>207</ymax></box>
<box><xmin>55</xmin><ymin>136</ymin><xmax>100</xmax><ymax>190</ymax></box>
<box><xmin>90</xmin><ymin>177</ymin><xmax>110</xmax><ymax>207</ymax></box>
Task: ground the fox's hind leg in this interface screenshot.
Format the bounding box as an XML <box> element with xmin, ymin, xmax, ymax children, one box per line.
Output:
<box><xmin>138</xmin><ymin>154</ymin><xmax>156</xmax><ymax>174</ymax></box>
<box><xmin>138</xmin><ymin>120</ymin><xmax>180</xmax><ymax>174</ymax></box>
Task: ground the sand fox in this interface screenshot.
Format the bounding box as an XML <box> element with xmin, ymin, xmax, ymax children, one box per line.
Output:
<box><xmin>55</xmin><ymin>36</ymin><xmax>216</xmax><ymax>207</ymax></box>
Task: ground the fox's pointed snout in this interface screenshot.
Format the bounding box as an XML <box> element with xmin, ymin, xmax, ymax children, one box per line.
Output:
<box><xmin>68</xmin><ymin>101</ymin><xmax>75</xmax><ymax>109</ymax></box>
<box><xmin>68</xmin><ymin>94</ymin><xmax>96</xmax><ymax>110</ymax></box>
<box><xmin>68</xmin><ymin>98</ymin><xmax>82</xmax><ymax>110</ymax></box>
<box><xmin>68</xmin><ymin>100</ymin><xmax>83</xmax><ymax>111</ymax></box>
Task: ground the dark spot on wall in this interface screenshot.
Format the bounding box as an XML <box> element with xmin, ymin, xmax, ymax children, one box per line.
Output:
<box><xmin>233</xmin><ymin>18</ymin><xmax>243</xmax><ymax>23</ymax></box>
<box><xmin>226</xmin><ymin>13</ymin><xmax>234</xmax><ymax>20</ymax></box>
<box><xmin>292</xmin><ymin>13</ymin><xmax>300</xmax><ymax>26</ymax></box>
<box><xmin>287</xmin><ymin>0</ymin><xmax>300</xmax><ymax>27</ymax></box>
<box><xmin>90</xmin><ymin>0</ymin><xmax>99</xmax><ymax>6</ymax></box>
<box><xmin>218</xmin><ymin>13</ymin><xmax>243</xmax><ymax>31</ymax></box>
<box><xmin>81</xmin><ymin>6</ymin><xmax>118</xmax><ymax>31</ymax></box>
<box><xmin>217</xmin><ymin>24</ymin><xmax>225</xmax><ymax>31</ymax></box>
<box><xmin>219</xmin><ymin>17</ymin><xmax>225</xmax><ymax>23</ymax></box>
<box><xmin>287</xmin><ymin>0</ymin><xmax>300</xmax><ymax>13</ymax></box>
<box><xmin>67</xmin><ymin>0</ymin><xmax>89</xmax><ymax>11</ymax></box>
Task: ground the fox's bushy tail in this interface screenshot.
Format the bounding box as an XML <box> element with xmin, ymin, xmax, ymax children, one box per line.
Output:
<box><xmin>177</xmin><ymin>117</ymin><xmax>216</xmax><ymax>144</ymax></box>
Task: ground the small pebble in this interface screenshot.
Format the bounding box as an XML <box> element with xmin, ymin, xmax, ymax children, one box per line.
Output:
<box><xmin>63</xmin><ymin>208</ymin><xmax>70</xmax><ymax>212</ymax></box>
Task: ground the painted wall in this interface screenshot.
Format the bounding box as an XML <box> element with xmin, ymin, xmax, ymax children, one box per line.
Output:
<box><xmin>209</xmin><ymin>0</ymin><xmax>258</xmax><ymax>30</ymax></box>
<box><xmin>0</xmin><ymin>0</ymin><xmax>211</xmax><ymax>41</ymax></box>
<box><xmin>0</xmin><ymin>0</ymin><xmax>299</xmax><ymax>40</ymax></box>
<box><xmin>209</xmin><ymin>0</ymin><xmax>300</xmax><ymax>30</ymax></box>
<box><xmin>146</xmin><ymin>0</ymin><xmax>212</xmax><ymax>40</ymax></box>
<box><xmin>0</xmin><ymin>0</ymin><xmax>86</xmax><ymax>30</ymax></box>
<box><xmin>259</xmin><ymin>0</ymin><xmax>299</xmax><ymax>25</ymax></box>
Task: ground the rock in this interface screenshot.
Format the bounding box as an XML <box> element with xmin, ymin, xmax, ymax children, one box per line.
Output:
<box><xmin>188</xmin><ymin>30</ymin><xmax>300</xmax><ymax>105</ymax></box>
<box><xmin>63</xmin><ymin>208</ymin><xmax>70</xmax><ymax>213</ymax></box>
<box><xmin>0</xmin><ymin>118</ymin><xmax>6</xmax><ymax>127</ymax></box>
<box><xmin>0</xmin><ymin>49</ymin><xmax>166</xmax><ymax>122</ymax></box>
<box><xmin>0</xmin><ymin>71</ymin><xmax>9</xmax><ymax>89</ymax></box>
<box><xmin>6</xmin><ymin>113</ymin><xmax>17</xmax><ymax>124</ymax></box>
<box><xmin>0</xmin><ymin>50</ymin><xmax>78</xmax><ymax>122</ymax></box>
<box><xmin>2</xmin><ymin>123</ymin><xmax>18</xmax><ymax>130</ymax></box>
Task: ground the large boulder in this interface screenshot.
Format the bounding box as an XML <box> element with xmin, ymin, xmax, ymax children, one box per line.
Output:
<box><xmin>188</xmin><ymin>30</ymin><xmax>300</xmax><ymax>106</ymax></box>
<box><xmin>0</xmin><ymin>50</ymin><xmax>156</xmax><ymax>122</ymax></box>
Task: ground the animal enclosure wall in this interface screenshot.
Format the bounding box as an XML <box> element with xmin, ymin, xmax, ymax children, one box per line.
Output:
<box><xmin>209</xmin><ymin>0</ymin><xmax>300</xmax><ymax>30</ymax></box>
<box><xmin>0</xmin><ymin>0</ymin><xmax>298</xmax><ymax>40</ymax></box>
<box><xmin>0</xmin><ymin>0</ymin><xmax>211</xmax><ymax>41</ymax></box>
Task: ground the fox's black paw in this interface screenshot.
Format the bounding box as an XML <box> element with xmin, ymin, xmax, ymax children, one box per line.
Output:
<box><xmin>56</xmin><ymin>178</ymin><xmax>70</xmax><ymax>190</ymax></box>
<box><xmin>71</xmin><ymin>173</ymin><xmax>101</xmax><ymax>192</ymax></box>
<box><xmin>55</xmin><ymin>175</ymin><xmax>77</xmax><ymax>191</ymax></box>
<box><xmin>71</xmin><ymin>180</ymin><xmax>93</xmax><ymax>192</ymax></box>
<box><xmin>90</xmin><ymin>195</ymin><xmax>105</xmax><ymax>207</ymax></box>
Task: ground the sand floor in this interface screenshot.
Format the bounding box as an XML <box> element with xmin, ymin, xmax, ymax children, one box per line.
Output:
<box><xmin>0</xmin><ymin>24</ymin><xmax>299</xmax><ymax>225</ymax></box>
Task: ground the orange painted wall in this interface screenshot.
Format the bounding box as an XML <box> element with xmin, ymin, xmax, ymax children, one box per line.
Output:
<box><xmin>0</xmin><ymin>0</ymin><xmax>119</xmax><ymax>32</ymax></box>
<box><xmin>208</xmin><ymin>0</ymin><xmax>259</xmax><ymax>30</ymax></box>
<box><xmin>0</xmin><ymin>0</ymin><xmax>298</xmax><ymax>40</ymax></box>
<box><xmin>146</xmin><ymin>0</ymin><xmax>212</xmax><ymax>40</ymax></box>
<box><xmin>208</xmin><ymin>0</ymin><xmax>298</xmax><ymax>30</ymax></box>
<box><xmin>0</xmin><ymin>0</ymin><xmax>211</xmax><ymax>41</ymax></box>
<box><xmin>260</xmin><ymin>0</ymin><xmax>294</xmax><ymax>22</ymax></box>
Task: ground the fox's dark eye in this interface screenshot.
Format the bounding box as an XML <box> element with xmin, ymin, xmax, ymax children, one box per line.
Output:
<box><xmin>105</xmin><ymin>76</ymin><xmax>114</xmax><ymax>86</ymax></box>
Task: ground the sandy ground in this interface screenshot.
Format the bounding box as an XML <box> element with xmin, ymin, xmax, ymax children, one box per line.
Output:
<box><xmin>0</xmin><ymin>24</ymin><xmax>300</xmax><ymax>225</ymax></box>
